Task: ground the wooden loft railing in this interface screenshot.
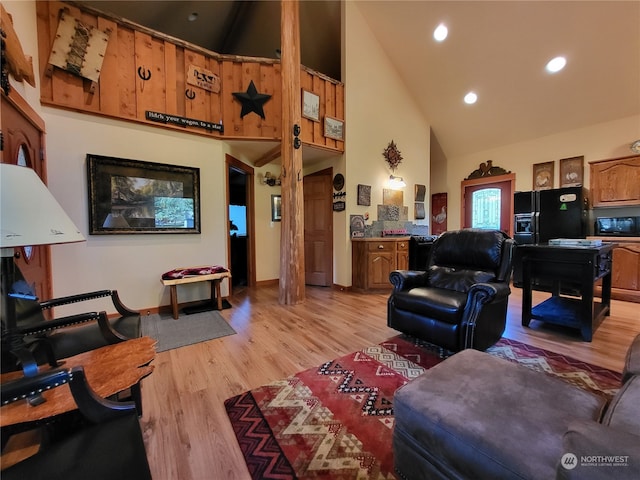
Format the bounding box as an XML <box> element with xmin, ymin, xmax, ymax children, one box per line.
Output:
<box><xmin>35</xmin><ymin>1</ymin><xmax>344</xmax><ymax>155</ymax></box>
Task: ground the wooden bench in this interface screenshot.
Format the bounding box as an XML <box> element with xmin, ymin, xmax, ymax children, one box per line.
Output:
<box><xmin>161</xmin><ymin>270</ymin><xmax>231</xmax><ymax>319</ymax></box>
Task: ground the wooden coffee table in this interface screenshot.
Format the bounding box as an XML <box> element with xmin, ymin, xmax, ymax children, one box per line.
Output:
<box><xmin>0</xmin><ymin>336</ymin><xmax>156</xmax><ymax>427</ymax></box>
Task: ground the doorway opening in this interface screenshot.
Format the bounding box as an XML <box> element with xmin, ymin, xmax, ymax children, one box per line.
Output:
<box><xmin>226</xmin><ymin>155</ymin><xmax>256</xmax><ymax>290</ymax></box>
<box><xmin>461</xmin><ymin>173</ymin><xmax>515</xmax><ymax>236</ymax></box>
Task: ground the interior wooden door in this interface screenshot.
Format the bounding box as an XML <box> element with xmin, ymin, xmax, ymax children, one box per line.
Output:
<box><xmin>461</xmin><ymin>174</ymin><xmax>515</xmax><ymax>236</ymax></box>
<box><xmin>303</xmin><ymin>170</ymin><xmax>333</xmax><ymax>286</ymax></box>
<box><xmin>1</xmin><ymin>94</ymin><xmax>51</xmax><ymax>302</ymax></box>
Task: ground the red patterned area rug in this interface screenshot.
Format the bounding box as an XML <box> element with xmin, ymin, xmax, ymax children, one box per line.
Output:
<box><xmin>223</xmin><ymin>336</ymin><xmax>622</xmax><ymax>479</ymax></box>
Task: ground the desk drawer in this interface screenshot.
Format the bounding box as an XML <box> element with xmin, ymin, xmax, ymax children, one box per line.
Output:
<box><xmin>368</xmin><ymin>241</ymin><xmax>395</xmax><ymax>252</ymax></box>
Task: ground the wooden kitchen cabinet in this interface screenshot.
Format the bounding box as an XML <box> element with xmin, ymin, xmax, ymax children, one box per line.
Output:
<box><xmin>612</xmin><ymin>242</ymin><xmax>640</xmax><ymax>302</ymax></box>
<box><xmin>590</xmin><ymin>155</ymin><xmax>640</xmax><ymax>207</ymax></box>
<box><xmin>591</xmin><ymin>237</ymin><xmax>640</xmax><ymax>303</ymax></box>
<box><xmin>352</xmin><ymin>237</ymin><xmax>409</xmax><ymax>292</ymax></box>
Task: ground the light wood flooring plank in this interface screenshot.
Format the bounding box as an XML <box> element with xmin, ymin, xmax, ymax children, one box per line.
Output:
<box><xmin>139</xmin><ymin>284</ymin><xmax>640</xmax><ymax>479</ymax></box>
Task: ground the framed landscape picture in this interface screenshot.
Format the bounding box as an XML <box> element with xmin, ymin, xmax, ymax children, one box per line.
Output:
<box><xmin>324</xmin><ymin>116</ymin><xmax>344</xmax><ymax>140</ymax></box>
<box><xmin>87</xmin><ymin>154</ymin><xmax>200</xmax><ymax>234</ymax></box>
<box><xmin>302</xmin><ymin>90</ymin><xmax>320</xmax><ymax>121</ymax></box>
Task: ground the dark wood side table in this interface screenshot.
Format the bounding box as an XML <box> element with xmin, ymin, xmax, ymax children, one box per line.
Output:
<box><xmin>0</xmin><ymin>336</ymin><xmax>156</xmax><ymax>427</ymax></box>
<box><xmin>519</xmin><ymin>243</ymin><xmax>616</xmax><ymax>341</ymax></box>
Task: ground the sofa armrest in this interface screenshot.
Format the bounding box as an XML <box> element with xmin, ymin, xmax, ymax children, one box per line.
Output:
<box><xmin>556</xmin><ymin>419</ymin><xmax>640</xmax><ymax>480</ymax></box>
<box><xmin>389</xmin><ymin>270</ymin><xmax>428</xmax><ymax>292</ymax></box>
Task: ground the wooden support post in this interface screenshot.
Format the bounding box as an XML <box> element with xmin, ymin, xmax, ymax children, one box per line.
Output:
<box><xmin>279</xmin><ymin>0</ymin><xmax>305</xmax><ymax>305</ymax></box>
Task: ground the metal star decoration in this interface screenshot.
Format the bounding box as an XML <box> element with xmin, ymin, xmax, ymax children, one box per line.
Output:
<box><xmin>232</xmin><ymin>80</ymin><xmax>272</xmax><ymax>119</ymax></box>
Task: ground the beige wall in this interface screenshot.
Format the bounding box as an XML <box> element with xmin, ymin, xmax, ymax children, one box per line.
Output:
<box><xmin>435</xmin><ymin>114</ymin><xmax>640</xmax><ymax>230</ymax></box>
<box><xmin>341</xmin><ymin>1</ymin><xmax>432</xmax><ymax>286</ymax></box>
<box><xmin>4</xmin><ymin>1</ymin><xmax>282</xmax><ymax>315</ymax></box>
<box><xmin>6</xmin><ymin>1</ymin><xmax>638</xmax><ymax>312</ymax></box>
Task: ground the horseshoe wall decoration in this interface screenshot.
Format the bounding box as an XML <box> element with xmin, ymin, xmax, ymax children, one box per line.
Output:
<box><xmin>185</xmin><ymin>88</ymin><xmax>196</xmax><ymax>100</ymax></box>
<box><xmin>137</xmin><ymin>66</ymin><xmax>151</xmax><ymax>81</ymax></box>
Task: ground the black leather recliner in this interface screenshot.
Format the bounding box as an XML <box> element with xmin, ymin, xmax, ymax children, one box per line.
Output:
<box><xmin>387</xmin><ymin>229</ymin><xmax>515</xmax><ymax>353</ymax></box>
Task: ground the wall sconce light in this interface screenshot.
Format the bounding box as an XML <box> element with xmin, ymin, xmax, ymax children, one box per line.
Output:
<box><xmin>260</xmin><ymin>171</ymin><xmax>281</xmax><ymax>187</ymax></box>
<box><xmin>389</xmin><ymin>175</ymin><xmax>406</xmax><ymax>189</ymax></box>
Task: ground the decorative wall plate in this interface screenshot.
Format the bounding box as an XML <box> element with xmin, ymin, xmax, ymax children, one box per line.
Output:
<box><xmin>383</xmin><ymin>140</ymin><xmax>403</xmax><ymax>171</ymax></box>
<box><xmin>333</xmin><ymin>173</ymin><xmax>345</xmax><ymax>191</ymax></box>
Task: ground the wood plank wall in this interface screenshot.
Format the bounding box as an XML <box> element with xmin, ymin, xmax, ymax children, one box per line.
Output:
<box><xmin>35</xmin><ymin>1</ymin><xmax>344</xmax><ymax>152</ymax></box>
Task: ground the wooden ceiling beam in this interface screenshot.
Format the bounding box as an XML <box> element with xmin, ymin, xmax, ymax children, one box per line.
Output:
<box><xmin>254</xmin><ymin>145</ymin><xmax>282</xmax><ymax>168</ymax></box>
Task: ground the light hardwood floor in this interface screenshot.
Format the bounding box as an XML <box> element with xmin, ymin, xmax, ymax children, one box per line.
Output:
<box><xmin>139</xmin><ymin>284</ymin><xmax>640</xmax><ymax>480</ymax></box>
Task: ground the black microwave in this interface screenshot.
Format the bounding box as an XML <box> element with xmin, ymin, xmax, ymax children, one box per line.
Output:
<box><xmin>595</xmin><ymin>216</ymin><xmax>640</xmax><ymax>236</ymax></box>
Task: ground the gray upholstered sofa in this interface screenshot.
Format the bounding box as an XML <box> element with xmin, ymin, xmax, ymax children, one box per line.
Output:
<box><xmin>392</xmin><ymin>334</ymin><xmax>640</xmax><ymax>480</ymax></box>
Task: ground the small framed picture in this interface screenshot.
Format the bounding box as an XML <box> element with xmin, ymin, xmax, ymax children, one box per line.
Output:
<box><xmin>324</xmin><ymin>116</ymin><xmax>344</xmax><ymax>141</ymax></box>
<box><xmin>533</xmin><ymin>161</ymin><xmax>554</xmax><ymax>190</ymax></box>
<box><xmin>559</xmin><ymin>155</ymin><xmax>584</xmax><ymax>187</ymax></box>
<box><xmin>302</xmin><ymin>90</ymin><xmax>320</xmax><ymax>122</ymax></box>
<box><xmin>271</xmin><ymin>194</ymin><xmax>282</xmax><ymax>222</ymax></box>
<box><xmin>357</xmin><ymin>184</ymin><xmax>371</xmax><ymax>206</ymax></box>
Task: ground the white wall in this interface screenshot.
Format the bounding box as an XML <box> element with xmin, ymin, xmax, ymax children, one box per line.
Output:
<box><xmin>7</xmin><ymin>0</ymin><xmax>637</xmax><ymax>306</ymax></box>
<box><xmin>438</xmin><ymin>114</ymin><xmax>640</xmax><ymax>230</ymax></box>
<box><xmin>42</xmin><ymin>110</ymin><xmax>232</xmax><ymax>312</ymax></box>
<box><xmin>4</xmin><ymin>1</ymin><xmax>281</xmax><ymax>315</ymax></box>
<box><xmin>341</xmin><ymin>1</ymin><xmax>432</xmax><ymax>286</ymax></box>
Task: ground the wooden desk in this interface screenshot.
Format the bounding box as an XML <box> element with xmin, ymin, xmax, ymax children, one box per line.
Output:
<box><xmin>161</xmin><ymin>271</ymin><xmax>231</xmax><ymax>319</ymax></box>
<box><xmin>0</xmin><ymin>336</ymin><xmax>156</xmax><ymax>427</ymax></box>
<box><xmin>519</xmin><ymin>243</ymin><xmax>616</xmax><ymax>342</ymax></box>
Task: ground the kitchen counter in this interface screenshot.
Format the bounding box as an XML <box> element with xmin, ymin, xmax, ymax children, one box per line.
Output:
<box><xmin>587</xmin><ymin>236</ymin><xmax>640</xmax><ymax>244</ymax></box>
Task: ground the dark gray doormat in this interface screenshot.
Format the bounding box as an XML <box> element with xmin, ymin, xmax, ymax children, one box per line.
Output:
<box><xmin>141</xmin><ymin>310</ymin><xmax>237</xmax><ymax>352</ymax></box>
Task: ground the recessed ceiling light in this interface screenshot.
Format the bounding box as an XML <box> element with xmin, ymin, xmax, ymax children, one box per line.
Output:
<box><xmin>434</xmin><ymin>23</ymin><xmax>448</xmax><ymax>42</ymax></box>
<box><xmin>464</xmin><ymin>92</ymin><xmax>477</xmax><ymax>105</ymax></box>
<box><xmin>546</xmin><ymin>56</ymin><xmax>566</xmax><ymax>73</ymax></box>
<box><xmin>188</xmin><ymin>12</ymin><xmax>198</xmax><ymax>22</ymax></box>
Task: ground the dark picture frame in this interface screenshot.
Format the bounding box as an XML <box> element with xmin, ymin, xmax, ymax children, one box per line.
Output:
<box><xmin>357</xmin><ymin>184</ymin><xmax>371</xmax><ymax>206</ymax></box>
<box><xmin>87</xmin><ymin>154</ymin><xmax>200</xmax><ymax>234</ymax></box>
<box><xmin>559</xmin><ymin>155</ymin><xmax>584</xmax><ymax>187</ymax></box>
<box><xmin>533</xmin><ymin>161</ymin><xmax>554</xmax><ymax>190</ymax></box>
<box><xmin>271</xmin><ymin>194</ymin><xmax>282</xmax><ymax>221</ymax></box>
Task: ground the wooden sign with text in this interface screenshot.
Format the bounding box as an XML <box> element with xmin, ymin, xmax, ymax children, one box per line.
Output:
<box><xmin>186</xmin><ymin>65</ymin><xmax>220</xmax><ymax>93</ymax></box>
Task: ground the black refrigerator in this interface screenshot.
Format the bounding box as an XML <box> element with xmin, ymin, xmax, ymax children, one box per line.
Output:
<box><xmin>512</xmin><ymin>187</ymin><xmax>588</xmax><ymax>291</ymax></box>
<box><xmin>513</xmin><ymin>186</ymin><xmax>588</xmax><ymax>245</ymax></box>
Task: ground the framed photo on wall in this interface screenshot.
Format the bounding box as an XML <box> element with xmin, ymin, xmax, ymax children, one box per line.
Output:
<box><xmin>559</xmin><ymin>155</ymin><xmax>584</xmax><ymax>187</ymax></box>
<box><xmin>324</xmin><ymin>116</ymin><xmax>344</xmax><ymax>140</ymax></box>
<box><xmin>302</xmin><ymin>90</ymin><xmax>320</xmax><ymax>122</ymax></box>
<box><xmin>271</xmin><ymin>194</ymin><xmax>282</xmax><ymax>221</ymax></box>
<box><xmin>533</xmin><ymin>161</ymin><xmax>554</xmax><ymax>190</ymax></box>
<box><xmin>87</xmin><ymin>154</ymin><xmax>200</xmax><ymax>234</ymax></box>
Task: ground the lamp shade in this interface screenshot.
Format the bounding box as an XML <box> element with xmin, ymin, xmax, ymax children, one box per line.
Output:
<box><xmin>0</xmin><ymin>164</ymin><xmax>85</xmax><ymax>248</ymax></box>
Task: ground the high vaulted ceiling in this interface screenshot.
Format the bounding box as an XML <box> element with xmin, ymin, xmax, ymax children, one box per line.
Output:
<box><xmin>80</xmin><ymin>1</ymin><xmax>640</xmax><ymax>159</ymax></box>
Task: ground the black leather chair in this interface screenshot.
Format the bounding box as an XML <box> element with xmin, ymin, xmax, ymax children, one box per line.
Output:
<box><xmin>13</xmin><ymin>290</ymin><xmax>141</xmax><ymax>365</ymax></box>
<box><xmin>2</xmin><ymin>277</ymin><xmax>143</xmax><ymax>413</ymax></box>
<box><xmin>387</xmin><ymin>229</ymin><xmax>515</xmax><ymax>353</ymax></box>
<box><xmin>1</xmin><ymin>366</ymin><xmax>152</xmax><ymax>480</ymax></box>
